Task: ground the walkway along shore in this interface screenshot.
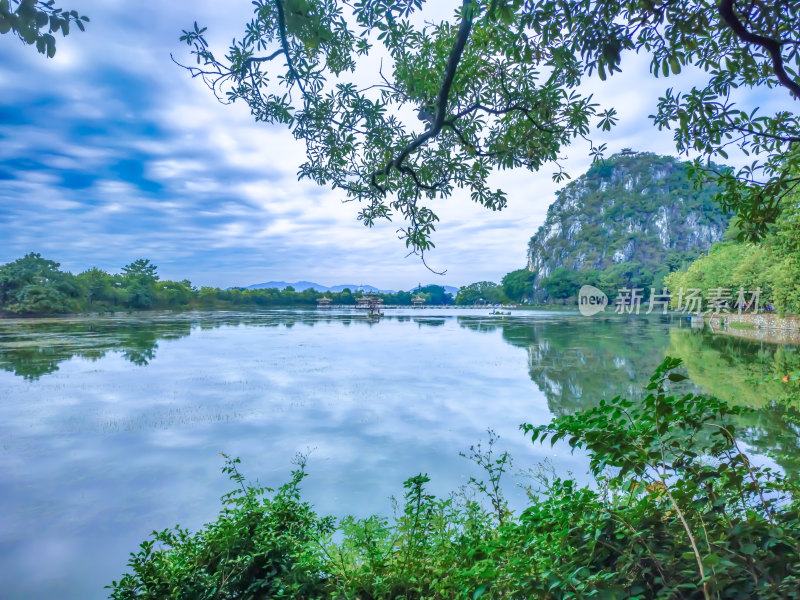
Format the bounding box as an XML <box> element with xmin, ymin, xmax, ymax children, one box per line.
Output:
<box><xmin>706</xmin><ymin>312</ymin><xmax>800</xmax><ymax>344</ymax></box>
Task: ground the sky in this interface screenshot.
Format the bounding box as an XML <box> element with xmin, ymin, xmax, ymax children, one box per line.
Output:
<box><xmin>0</xmin><ymin>1</ymin><xmax>779</xmax><ymax>290</ymax></box>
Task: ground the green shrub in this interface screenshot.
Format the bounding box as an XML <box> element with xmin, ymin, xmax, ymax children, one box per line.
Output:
<box><xmin>109</xmin><ymin>456</ymin><xmax>333</xmax><ymax>599</ymax></box>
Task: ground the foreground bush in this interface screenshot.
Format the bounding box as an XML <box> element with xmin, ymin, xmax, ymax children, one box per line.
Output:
<box><xmin>109</xmin><ymin>358</ymin><xmax>800</xmax><ymax>599</ymax></box>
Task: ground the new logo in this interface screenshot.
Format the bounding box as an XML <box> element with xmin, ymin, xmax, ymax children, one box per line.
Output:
<box><xmin>578</xmin><ymin>285</ymin><xmax>608</xmax><ymax>316</ymax></box>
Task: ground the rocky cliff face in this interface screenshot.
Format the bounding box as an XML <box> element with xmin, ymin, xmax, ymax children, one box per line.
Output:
<box><xmin>526</xmin><ymin>153</ymin><xmax>729</xmax><ymax>279</ymax></box>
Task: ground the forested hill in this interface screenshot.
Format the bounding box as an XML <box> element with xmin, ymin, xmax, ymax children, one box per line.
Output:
<box><xmin>526</xmin><ymin>152</ymin><xmax>730</xmax><ymax>294</ymax></box>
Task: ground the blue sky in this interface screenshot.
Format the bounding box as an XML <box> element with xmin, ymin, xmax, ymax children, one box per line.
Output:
<box><xmin>0</xmin><ymin>1</ymin><xmax>778</xmax><ymax>289</ymax></box>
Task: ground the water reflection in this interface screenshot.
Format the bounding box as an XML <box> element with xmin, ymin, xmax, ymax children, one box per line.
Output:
<box><xmin>1</xmin><ymin>310</ymin><xmax>561</xmax><ymax>600</ymax></box>
<box><xmin>459</xmin><ymin>315</ymin><xmax>674</xmax><ymax>415</ymax></box>
<box><xmin>667</xmin><ymin>327</ymin><xmax>800</xmax><ymax>407</ymax></box>
<box><xmin>457</xmin><ymin>314</ymin><xmax>800</xmax><ymax>473</ymax></box>
<box><xmin>4</xmin><ymin>311</ymin><xmax>798</xmax><ymax>441</ymax></box>
<box><xmin>0</xmin><ymin>315</ymin><xmax>187</xmax><ymax>379</ymax></box>
<box><xmin>0</xmin><ymin>310</ymin><xmax>798</xmax><ymax>600</ymax></box>
<box><xmin>0</xmin><ymin>311</ymin><xmax>454</xmax><ymax>380</ymax></box>
<box><xmin>667</xmin><ymin>328</ymin><xmax>800</xmax><ymax>474</ymax></box>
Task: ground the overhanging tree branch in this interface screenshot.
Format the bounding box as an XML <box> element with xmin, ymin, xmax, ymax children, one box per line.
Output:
<box><xmin>241</xmin><ymin>48</ymin><xmax>284</xmax><ymax>73</ymax></box>
<box><xmin>718</xmin><ymin>0</ymin><xmax>800</xmax><ymax>99</ymax></box>
<box><xmin>274</xmin><ymin>0</ymin><xmax>311</xmax><ymax>102</ymax></box>
<box><xmin>177</xmin><ymin>0</ymin><xmax>800</xmax><ymax>257</ymax></box>
<box><xmin>368</xmin><ymin>0</ymin><xmax>475</xmax><ymax>192</ymax></box>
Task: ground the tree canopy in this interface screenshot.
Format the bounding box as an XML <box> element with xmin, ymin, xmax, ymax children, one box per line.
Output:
<box><xmin>455</xmin><ymin>280</ymin><xmax>507</xmax><ymax>304</ymax></box>
<box><xmin>179</xmin><ymin>0</ymin><xmax>799</xmax><ymax>261</ymax></box>
<box><xmin>0</xmin><ymin>252</ymin><xmax>82</xmax><ymax>314</ymax></box>
<box><xmin>0</xmin><ymin>0</ymin><xmax>88</xmax><ymax>57</ymax></box>
<box><xmin>501</xmin><ymin>267</ymin><xmax>535</xmax><ymax>302</ymax></box>
<box><xmin>665</xmin><ymin>189</ymin><xmax>800</xmax><ymax>316</ymax></box>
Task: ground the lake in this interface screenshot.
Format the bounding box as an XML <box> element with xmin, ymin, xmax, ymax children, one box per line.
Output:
<box><xmin>1</xmin><ymin>309</ymin><xmax>798</xmax><ymax>599</ymax></box>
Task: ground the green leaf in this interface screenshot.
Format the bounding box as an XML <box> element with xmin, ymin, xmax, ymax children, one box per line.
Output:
<box><xmin>740</xmin><ymin>543</ymin><xmax>757</xmax><ymax>555</ymax></box>
<box><xmin>44</xmin><ymin>32</ymin><xmax>55</xmax><ymax>57</ymax></box>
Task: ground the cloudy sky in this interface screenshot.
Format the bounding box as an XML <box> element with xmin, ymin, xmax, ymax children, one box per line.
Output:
<box><xmin>0</xmin><ymin>1</ymin><xmax>776</xmax><ymax>289</ymax></box>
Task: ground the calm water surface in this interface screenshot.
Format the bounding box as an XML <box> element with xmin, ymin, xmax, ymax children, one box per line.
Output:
<box><xmin>1</xmin><ymin>309</ymin><xmax>798</xmax><ymax>599</ymax></box>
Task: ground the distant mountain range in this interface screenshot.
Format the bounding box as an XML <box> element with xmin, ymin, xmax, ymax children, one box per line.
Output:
<box><xmin>239</xmin><ymin>281</ymin><xmax>460</xmax><ymax>295</ymax></box>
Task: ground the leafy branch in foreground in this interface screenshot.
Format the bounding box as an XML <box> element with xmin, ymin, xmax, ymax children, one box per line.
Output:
<box><xmin>543</xmin><ymin>0</ymin><xmax>800</xmax><ymax>242</ymax></box>
<box><xmin>176</xmin><ymin>0</ymin><xmax>612</xmax><ymax>263</ymax></box>
<box><xmin>110</xmin><ymin>357</ymin><xmax>800</xmax><ymax>599</ymax></box>
<box><xmin>178</xmin><ymin>0</ymin><xmax>797</xmax><ymax>258</ymax></box>
<box><xmin>523</xmin><ymin>356</ymin><xmax>800</xmax><ymax>600</ymax></box>
<box><xmin>0</xmin><ymin>0</ymin><xmax>89</xmax><ymax>57</ymax></box>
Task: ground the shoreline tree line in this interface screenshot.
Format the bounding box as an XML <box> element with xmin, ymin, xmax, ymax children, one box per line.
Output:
<box><xmin>0</xmin><ymin>253</ymin><xmax>551</xmax><ymax>315</ymax></box>
<box><xmin>0</xmin><ymin>253</ymin><xmax>462</xmax><ymax>315</ymax></box>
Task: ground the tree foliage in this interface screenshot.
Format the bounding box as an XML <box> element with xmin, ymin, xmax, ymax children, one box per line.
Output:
<box><xmin>665</xmin><ymin>190</ymin><xmax>800</xmax><ymax>315</ymax></box>
<box><xmin>0</xmin><ymin>252</ymin><xmax>82</xmax><ymax>314</ymax></box>
<box><xmin>455</xmin><ymin>280</ymin><xmax>508</xmax><ymax>305</ymax></box>
<box><xmin>179</xmin><ymin>0</ymin><xmax>798</xmax><ymax>260</ymax></box>
<box><xmin>538</xmin><ymin>260</ymin><xmax>692</xmax><ymax>303</ymax></box>
<box><xmin>416</xmin><ymin>283</ymin><xmax>454</xmax><ymax>305</ymax></box>
<box><xmin>0</xmin><ymin>0</ymin><xmax>89</xmax><ymax>57</ymax></box>
<box><xmin>177</xmin><ymin>0</ymin><xmax>618</xmax><ymax>263</ymax></box>
<box><xmin>540</xmin><ymin>266</ymin><xmax>579</xmax><ymax>300</ymax></box>
<box><xmin>500</xmin><ymin>267</ymin><xmax>535</xmax><ymax>302</ymax></box>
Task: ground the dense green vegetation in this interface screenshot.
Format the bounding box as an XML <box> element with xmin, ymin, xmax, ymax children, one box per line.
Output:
<box><xmin>526</xmin><ymin>153</ymin><xmax>729</xmax><ymax>302</ymax></box>
<box><xmin>0</xmin><ymin>254</ymin><xmax>453</xmax><ymax>315</ymax></box>
<box><xmin>538</xmin><ymin>256</ymin><xmax>699</xmax><ymax>304</ymax></box>
<box><xmin>665</xmin><ymin>192</ymin><xmax>800</xmax><ymax>316</ymax></box>
<box><xmin>500</xmin><ymin>269</ymin><xmax>536</xmax><ymax>303</ymax></box>
<box><xmin>109</xmin><ymin>359</ymin><xmax>800</xmax><ymax>599</ymax></box>
<box><xmin>454</xmin><ymin>281</ymin><xmax>508</xmax><ymax>306</ymax></box>
<box><xmin>453</xmin><ymin>270</ymin><xmax>537</xmax><ymax>305</ymax></box>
